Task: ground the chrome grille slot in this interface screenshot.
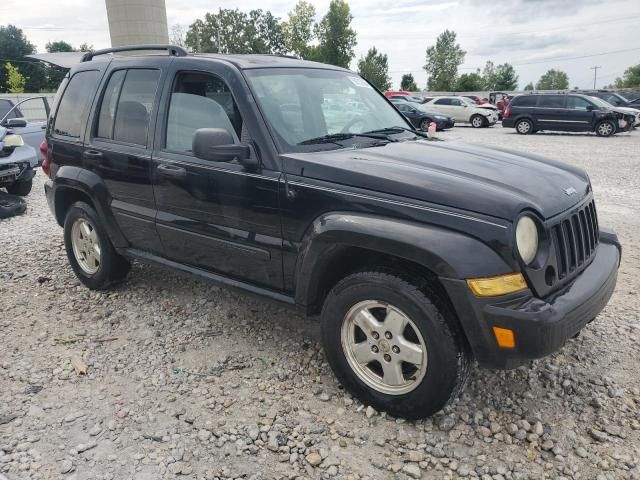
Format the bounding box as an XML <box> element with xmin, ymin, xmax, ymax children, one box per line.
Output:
<box><xmin>552</xmin><ymin>200</ymin><xmax>599</xmax><ymax>280</ymax></box>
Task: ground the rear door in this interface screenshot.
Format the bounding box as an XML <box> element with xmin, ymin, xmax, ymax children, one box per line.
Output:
<box><xmin>534</xmin><ymin>95</ymin><xmax>568</xmax><ymax>130</ymax></box>
<box><xmin>151</xmin><ymin>59</ymin><xmax>284</xmax><ymax>290</ymax></box>
<box><xmin>84</xmin><ymin>58</ymin><xmax>169</xmax><ymax>253</ymax></box>
<box><xmin>429</xmin><ymin>98</ymin><xmax>453</xmax><ymax>117</ymax></box>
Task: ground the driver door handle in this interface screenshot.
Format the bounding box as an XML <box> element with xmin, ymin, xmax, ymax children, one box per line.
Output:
<box><xmin>157</xmin><ymin>163</ymin><xmax>187</xmax><ymax>178</ymax></box>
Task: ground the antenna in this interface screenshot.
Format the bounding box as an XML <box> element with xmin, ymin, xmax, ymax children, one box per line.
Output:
<box><xmin>590</xmin><ymin>66</ymin><xmax>601</xmax><ymax>89</ymax></box>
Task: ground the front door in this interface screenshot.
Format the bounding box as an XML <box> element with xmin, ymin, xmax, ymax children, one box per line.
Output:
<box><xmin>151</xmin><ymin>62</ymin><xmax>284</xmax><ymax>290</ymax></box>
<box><xmin>84</xmin><ymin>61</ymin><xmax>168</xmax><ymax>253</ymax></box>
<box><xmin>566</xmin><ymin>96</ymin><xmax>597</xmax><ymax>131</ymax></box>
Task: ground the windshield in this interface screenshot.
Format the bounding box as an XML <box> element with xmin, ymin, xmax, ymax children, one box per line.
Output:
<box><xmin>245</xmin><ymin>68</ymin><xmax>414</xmax><ymax>152</ymax></box>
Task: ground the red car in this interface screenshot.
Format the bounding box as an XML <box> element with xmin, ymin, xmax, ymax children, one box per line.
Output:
<box><xmin>384</xmin><ymin>90</ymin><xmax>411</xmax><ymax>98</ymax></box>
<box><xmin>464</xmin><ymin>95</ymin><xmax>489</xmax><ymax>105</ymax></box>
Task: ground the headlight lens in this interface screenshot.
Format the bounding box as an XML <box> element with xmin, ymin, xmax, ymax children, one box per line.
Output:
<box><xmin>516</xmin><ymin>216</ymin><xmax>539</xmax><ymax>265</ymax></box>
<box><xmin>3</xmin><ymin>134</ymin><xmax>24</xmax><ymax>148</ymax></box>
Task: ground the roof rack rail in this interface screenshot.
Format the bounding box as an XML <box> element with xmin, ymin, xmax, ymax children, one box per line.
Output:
<box><xmin>81</xmin><ymin>44</ymin><xmax>188</xmax><ymax>62</ymax></box>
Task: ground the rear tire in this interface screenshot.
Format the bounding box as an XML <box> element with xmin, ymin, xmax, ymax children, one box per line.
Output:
<box><xmin>321</xmin><ymin>271</ymin><xmax>469</xmax><ymax>419</ymax></box>
<box><xmin>63</xmin><ymin>201</ymin><xmax>131</xmax><ymax>290</ymax></box>
<box><xmin>6</xmin><ymin>178</ymin><xmax>33</xmax><ymax>196</ymax></box>
<box><xmin>515</xmin><ymin>118</ymin><xmax>534</xmax><ymax>134</ymax></box>
<box><xmin>595</xmin><ymin>120</ymin><xmax>615</xmax><ymax>137</ymax></box>
<box><xmin>471</xmin><ymin>114</ymin><xmax>485</xmax><ymax>128</ymax></box>
<box><xmin>419</xmin><ymin>119</ymin><xmax>431</xmax><ymax>131</ymax></box>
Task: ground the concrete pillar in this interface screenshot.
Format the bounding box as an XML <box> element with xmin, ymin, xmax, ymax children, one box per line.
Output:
<box><xmin>105</xmin><ymin>0</ymin><xmax>169</xmax><ymax>47</ymax></box>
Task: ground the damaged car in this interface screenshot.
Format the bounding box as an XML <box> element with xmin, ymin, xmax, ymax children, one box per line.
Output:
<box><xmin>0</xmin><ymin>125</ymin><xmax>38</xmax><ymax>196</ymax></box>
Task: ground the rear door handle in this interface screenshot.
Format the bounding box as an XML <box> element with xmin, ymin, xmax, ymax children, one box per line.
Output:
<box><xmin>157</xmin><ymin>164</ymin><xmax>187</xmax><ymax>178</ymax></box>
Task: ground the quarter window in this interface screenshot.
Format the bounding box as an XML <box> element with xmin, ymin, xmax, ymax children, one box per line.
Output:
<box><xmin>96</xmin><ymin>69</ymin><xmax>160</xmax><ymax>146</ymax></box>
<box><xmin>53</xmin><ymin>70</ymin><xmax>100</xmax><ymax>138</ymax></box>
<box><xmin>512</xmin><ymin>95</ymin><xmax>537</xmax><ymax>107</ymax></box>
<box><xmin>165</xmin><ymin>72</ymin><xmax>242</xmax><ymax>153</ymax></box>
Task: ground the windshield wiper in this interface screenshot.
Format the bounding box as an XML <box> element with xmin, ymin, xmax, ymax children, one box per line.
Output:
<box><xmin>365</xmin><ymin>126</ymin><xmax>429</xmax><ymax>139</ymax></box>
<box><xmin>298</xmin><ymin>132</ymin><xmax>396</xmax><ymax>146</ymax></box>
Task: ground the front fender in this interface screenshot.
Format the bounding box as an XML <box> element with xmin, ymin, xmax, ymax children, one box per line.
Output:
<box><xmin>295</xmin><ymin>212</ymin><xmax>513</xmax><ymax>307</ymax></box>
<box><xmin>51</xmin><ymin>166</ymin><xmax>127</xmax><ymax>247</ymax></box>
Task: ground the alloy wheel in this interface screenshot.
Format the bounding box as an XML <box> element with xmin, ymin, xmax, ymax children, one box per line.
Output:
<box><xmin>341</xmin><ymin>300</ymin><xmax>428</xmax><ymax>395</ymax></box>
<box><xmin>71</xmin><ymin>218</ymin><xmax>102</xmax><ymax>275</ymax></box>
<box><xmin>598</xmin><ymin>122</ymin><xmax>613</xmax><ymax>136</ymax></box>
<box><xmin>517</xmin><ymin>120</ymin><xmax>531</xmax><ymax>134</ymax></box>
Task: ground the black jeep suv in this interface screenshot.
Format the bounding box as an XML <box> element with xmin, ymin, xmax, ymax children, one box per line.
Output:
<box><xmin>43</xmin><ymin>45</ymin><xmax>621</xmax><ymax>419</ymax></box>
<box><xmin>503</xmin><ymin>93</ymin><xmax>634</xmax><ymax>136</ymax></box>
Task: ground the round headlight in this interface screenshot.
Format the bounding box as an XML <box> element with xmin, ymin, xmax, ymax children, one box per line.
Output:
<box><xmin>516</xmin><ymin>216</ymin><xmax>539</xmax><ymax>265</ymax></box>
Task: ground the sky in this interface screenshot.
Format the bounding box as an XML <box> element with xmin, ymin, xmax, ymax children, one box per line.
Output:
<box><xmin>2</xmin><ymin>0</ymin><xmax>639</xmax><ymax>90</ymax></box>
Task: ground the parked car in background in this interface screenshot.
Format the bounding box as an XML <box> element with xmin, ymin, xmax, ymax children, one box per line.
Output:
<box><xmin>575</xmin><ymin>90</ymin><xmax>635</xmax><ymax>108</ymax></box>
<box><xmin>391</xmin><ymin>99</ymin><xmax>455</xmax><ymax>130</ymax></box>
<box><xmin>389</xmin><ymin>94</ymin><xmax>429</xmax><ymax>104</ymax></box>
<box><xmin>0</xmin><ymin>97</ymin><xmax>50</xmax><ymax>163</ymax></box>
<box><xmin>464</xmin><ymin>95</ymin><xmax>489</xmax><ymax>105</ymax></box>
<box><xmin>0</xmin><ymin>125</ymin><xmax>38</xmax><ymax>196</ymax></box>
<box><xmin>424</xmin><ymin>96</ymin><xmax>498</xmax><ymax>127</ymax></box>
<box><xmin>384</xmin><ymin>90</ymin><xmax>411</xmax><ymax>98</ymax></box>
<box><xmin>502</xmin><ymin>93</ymin><xmax>634</xmax><ymax>136</ymax></box>
<box><xmin>43</xmin><ymin>45</ymin><xmax>621</xmax><ymax>420</ymax></box>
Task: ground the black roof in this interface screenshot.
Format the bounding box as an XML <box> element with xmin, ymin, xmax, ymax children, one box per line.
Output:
<box><xmin>192</xmin><ymin>53</ymin><xmax>348</xmax><ymax>71</ymax></box>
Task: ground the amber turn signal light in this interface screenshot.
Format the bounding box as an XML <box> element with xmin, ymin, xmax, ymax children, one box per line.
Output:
<box><xmin>492</xmin><ymin>326</ymin><xmax>516</xmax><ymax>349</ymax></box>
<box><xmin>466</xmin><ymin>273</ymin><xmax>528</xmax><ymax>297</ymax></box>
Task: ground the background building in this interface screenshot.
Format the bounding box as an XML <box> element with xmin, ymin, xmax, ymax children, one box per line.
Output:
<box><xmin>105</xmin><ymin>0</ymin><xmax>169</xmax><ymax>47</ymax></box>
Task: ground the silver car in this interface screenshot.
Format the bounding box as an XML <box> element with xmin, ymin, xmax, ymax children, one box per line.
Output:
<box><xmin>0</xmin><ymin>125</ymin><xmax>38</xmax><ymax>196</ymax></box>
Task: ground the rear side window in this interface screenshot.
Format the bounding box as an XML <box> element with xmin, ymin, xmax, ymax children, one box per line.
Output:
<box><xmin>53</xmin><ymin>70</ymin><xmax>100</xmax><ymax>138</ymax></box>
<box><xmin>512</xmin><ymin>96</ymin><xmax>537</xmax><ymax>107</ymax></box>
<box><xmin>537</xmin><ymin>95</ymin><xmax>565</xmax><ymax>108</ymax></box>
<box><xmin>434</xmin><ymin>98</ymin><xmax>451</xmax><ymax>105</ymax></box>
<box><xmin>0</xmin><ymin>99</ymin><xmax>21</xmax><ymax>120</ymax></box>
<box><xmin>96</xmin><ymin>69</ymin><xmax>160</xmax><ymax>146</ymax></box>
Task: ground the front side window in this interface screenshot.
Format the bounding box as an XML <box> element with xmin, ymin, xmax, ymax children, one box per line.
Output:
<box><xmin>53</xmin><ymin>70</ymin><xmax>100</xmax><ymax>138</ymax></box>
<box><xmin>96</xmin><ymin>69</ymin><xmax>160</xmax><ymax>146</ymax></box>
<box><xmin>245</xmin><ymin>68</ymin><xmax>411</xmax><ymax>152</ymax></box>
<box><xmin>567</xmin><ymin>96</ymin><xmax>593</xmax><ymax>110</ymax></box>
<box><xmin>0</xmin><ymin>100</ymin><xmax>21</xmax><ymax>120</ymax></box>
<box><xmin>165</xmin><ymin>72</ymin><xmax>241</xmax><ymax>153</ymax></box>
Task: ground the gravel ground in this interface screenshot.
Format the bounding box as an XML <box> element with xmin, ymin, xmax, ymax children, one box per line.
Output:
<box><xmin>1</xmin><ymin>126</ymin><xmax>639</xmax><ymax>480</ymax></box>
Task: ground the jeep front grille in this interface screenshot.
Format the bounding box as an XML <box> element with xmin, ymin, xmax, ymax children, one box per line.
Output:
<box><xmin>551</xmin><ymin>200</ymin><xmax>599</xmax><ymax>280</ymax></box>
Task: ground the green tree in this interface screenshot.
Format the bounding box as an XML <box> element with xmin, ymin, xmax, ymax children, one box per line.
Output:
<box><xmin>523</xmin><ymin>82</ymin><xmax>534</xmax><ymax>91</ymax></box>
<box><xmin>5</xmin><ymin>62</ymin><xmax>26</xmax><ymax>93</ymax></box>
<box><xmin>423</xmin><ymin>30</ymin><xmax>465</xmax><ymax>91</ymax></box>
<box><xmin>536</xmin><ymin>69</ymin><xmax>569</xmax><ymax>90</ymax></box>
<box><xmin>455</xmin><ymin>72</ymin><xmax>483</xmax><ymax>91</ymax></box>
<box><xmin>79</xmin><ymin>43</ymin><xmax>93</xmax><ymax>52</ymax></box>
<box><xmin>283</xmin><ymin>1</ymin><xmax>317</xmax><ymax>58</ymax></box>
<box><xmin>45</xmin><ymin>40</ymin><xmax>74</xmax><ymax>53</ymax></box>
<box><xmin>492</xmin><ymin>63</ymin><xmax>518</xmax><ymax>90</ymax></box>
<box><xmin>400</xmin><ymin>73</ymin><xmax>417</xmax><ymax>91</ymax></box>
<box><xmin>613</xmin><ymin>64</ymin><xmax>640</xmax><ymax>89</ymax></box>
<box><xmin>481</xmin><ymin>60</ymin><xmax>496</xmax><ymax>89</ymax></box>
<box><xmin>185</xmin><ymin>9</ymin><xmax>284</xmax><ymax>54</ymax></box>
<box><xmin>314</xmin><ymin>0</ymin><xmax>357</xmax><ymax>68</ymax></box>
<box><xmin>0</xmin><ymin>25</ymin><xmax>35</xmax><ymax>92</ymax></box>
<box><xmin>357</xmin><ymin>47</ymin><xmax>391</xmax><ymax>91</ymax></box>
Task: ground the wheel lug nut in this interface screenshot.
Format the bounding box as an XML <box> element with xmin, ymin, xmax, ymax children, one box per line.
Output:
<box><xmin>392</xmin><ymin>346</ymin><xmax>400</xmax><ymax>354</ymax></box>
<box><xmin>385</xmin><ymin>332</ymin><xmax>392</xmax><ymax>339</ymax></box>
<box><xmin>383</xmin><ymin>354</ymin><xmax>391</xmax><ymax>362</ymax></box>
<box><xmin>371</xmin><ymin>345</ymin><xmax>379</xmax><ymax>353</ymax></box>
<box><xmin>372</xmin><ymin>332</ymin><xmax>379</xmax><ymax>340</ymax></box>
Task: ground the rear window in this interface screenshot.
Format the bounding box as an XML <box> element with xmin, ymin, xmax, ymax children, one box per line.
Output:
<box><xmin>537</xmin><ymin>95</ymin><xmax>565</xmax><ymax>108</ymax></box>
<box><xmin>512</xmin><ymin>95</ymin><xmax>537</xmax><ymax>107</ymax></box>
<box><xmin>95</xmin><ymin>69</ymin><xmax>160</xmax><ymax>146</ymax></box>
<box><xmin>53</xmin><ymin>70</ymin><xmax>100</xmax><ymax>138</ymax></box>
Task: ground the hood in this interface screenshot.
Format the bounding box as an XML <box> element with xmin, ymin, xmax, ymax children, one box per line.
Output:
<box><xmin>609</xmin><ymin>106</ymin><xmax>640</xmax><ymax>116</ymax></box>
<box><xmin>283</xmin><ymin>140</ymin><xmax>590</xmax><ymax>221</ymax></box>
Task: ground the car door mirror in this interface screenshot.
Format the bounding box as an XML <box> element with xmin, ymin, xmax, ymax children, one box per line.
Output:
<box><xmin>4</xmin><ymin>118</ymin><xmax>27</xmax><ymax>128</ymax></box>
<box><xmin>586</xmin><ymin>105</ymin><xmax>595</xmax><ymax>111</ymax></box>
<box><xmin>192</xmin><ymin>128</ymin><xmax>253</xmax><ymax>164</ymax></box>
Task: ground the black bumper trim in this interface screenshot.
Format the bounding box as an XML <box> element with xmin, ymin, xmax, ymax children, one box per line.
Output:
<box><xmin>441</xmin><ymin>231</ymin><xmax>620</xmax><ymax>369</ymax></box>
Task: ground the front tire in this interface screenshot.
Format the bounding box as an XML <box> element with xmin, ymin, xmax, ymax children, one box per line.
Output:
<box><xmin>321</xmin><ymin>271</ymin><xmax>469</xmax><ymax>419</ymax></box>
<box><xmin>419</xmin><ymin>119</ymin><xmax>432</xmax><ymax>131</ymax></box>
<box><xmin>595</xmin><ymin>120</ymin><xmax>615</xmax><ymax>137</ymax></box>
<box><xmin>515</xmin><ymin>118</ymin><xmax>534</xmax><ymax>134</ymax></box>
<box><xmin>470</xmin><ymin>114</ymin><xmax>485</xmax><ymax>128</ymax></box>
<box><xmin>6</xmin><ymin>178</ymin><xmax>33</xmax><ymax>196</ymax></box>
<box><xmin>63</xmin><ymin>201</ymin><xmax>131</xmax><ymax>290</ymax></box>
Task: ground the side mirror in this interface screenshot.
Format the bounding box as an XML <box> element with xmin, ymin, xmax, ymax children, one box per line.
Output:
<box><xmin>192</xmin><ymin>128</ymin><xmax>255</xmax><ymax>166</ymax></box>
<box><xmin>4</xmin><ymin>118</ymin><xmax>27</xmax><ymax>128</ymax></box>
<box><xmin>586</xmin><ymin>105</ymin><xmax>595</xmax><ymax>111</ymax></box>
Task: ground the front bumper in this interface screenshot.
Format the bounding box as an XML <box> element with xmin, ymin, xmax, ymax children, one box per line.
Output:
<box><xmin>441</xmin><ymin>229</ymin><xmax>621</xmax><ymax>369</ymax></box>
